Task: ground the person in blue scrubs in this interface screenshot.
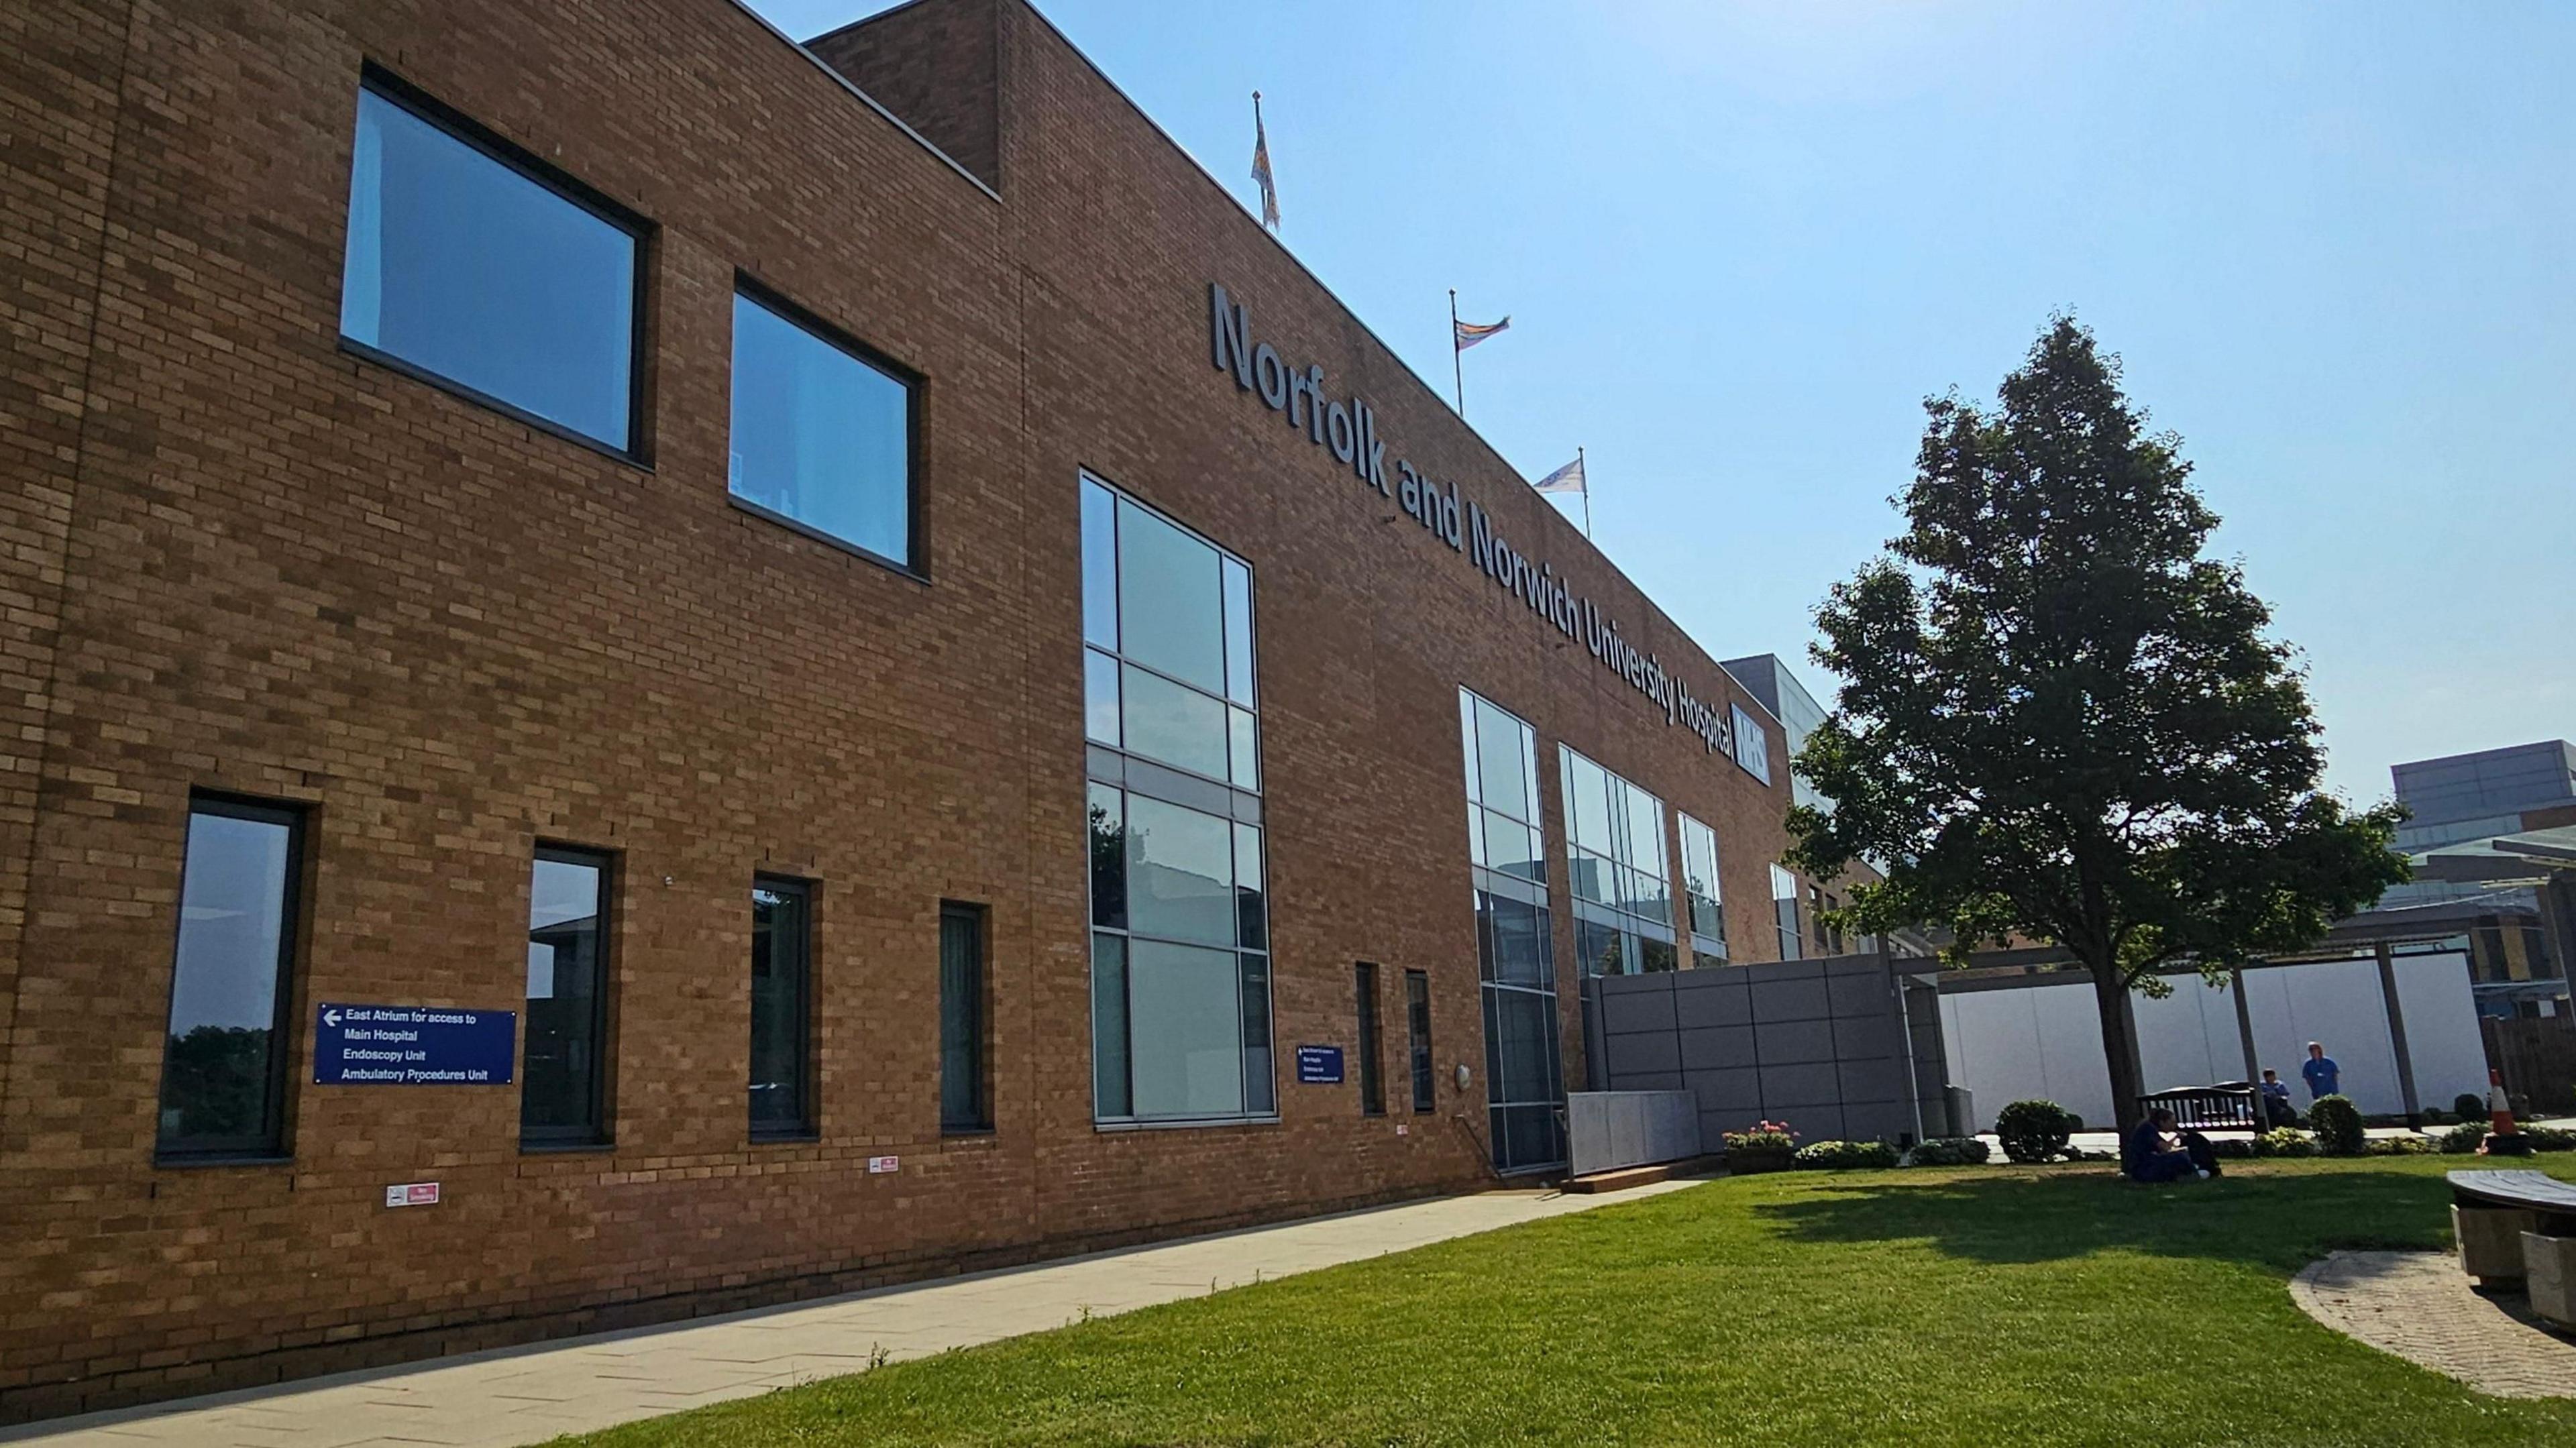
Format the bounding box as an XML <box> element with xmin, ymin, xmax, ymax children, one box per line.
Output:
<box><xmin>2301</xmin><ymin>1042</ymin><xmax>2341</xmax><ymax>1101</ymax></box>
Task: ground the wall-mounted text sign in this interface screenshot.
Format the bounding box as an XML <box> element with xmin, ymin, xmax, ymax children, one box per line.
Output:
<box><xmin>314</xmin><ymin>1003</ymin><xmax>516</xmax><ymax>1086</ymax></box>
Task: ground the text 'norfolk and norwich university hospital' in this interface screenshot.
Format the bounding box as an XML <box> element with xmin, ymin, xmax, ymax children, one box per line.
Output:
<box><xmin>0</xmin><ymin>0</ymin><xmax>1866</xmax><ymax>1418</ymax></box>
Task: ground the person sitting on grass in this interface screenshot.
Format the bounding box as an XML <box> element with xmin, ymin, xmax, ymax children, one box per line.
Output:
<box><xmin>2126</xmin><ymin>1107</ymin><xmax>2220</xmax><ymax>1183</ymax></box>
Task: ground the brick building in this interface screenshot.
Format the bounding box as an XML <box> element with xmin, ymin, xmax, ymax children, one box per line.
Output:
<box><xmin>0</xmin><ymin>0</ymin><xmax>1821</xmax><ymax>1418</ymax></box>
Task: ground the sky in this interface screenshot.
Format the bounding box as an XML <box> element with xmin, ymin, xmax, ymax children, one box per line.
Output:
<box><xmin>748</xmin><ymin>0</ymin><xmax>2575</xmax><ymax>806</ymax></box>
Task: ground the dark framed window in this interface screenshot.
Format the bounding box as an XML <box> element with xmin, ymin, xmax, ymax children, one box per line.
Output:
<box><xmin>155</xmin><ymin>795</ymin><xmax>305</xmax><ymax>1162</ymax></box>
<box><xmin>939</xmin><ymin>901</ymin><xmax>991</xmax><ymax>1133</ymax></box>
<box><xmin>1356</xmin><ymin>962</ymin><xmax>1385</xmax><ymax>1116</ymax></box>
<box><xmin>523</xmin><ymin>846</ymin><xmax>613</xmax><ymax>1148</ymax></box>
<box><xmin>1679</xmin><ymin>812</ymin><xmax>1727</xmax><ymax>963</ymax></box>
<box><xmin>339</xmin><ymin>68</ymin><xmax>647</xmax><ymax>457</ymax></box>
<box><xmin>728</xmin><ymin>282</ymin><xmax>920</xmax><ymax>571</ymax></box>
<box><xmin>1405</xmin><ymin>969</ymin><xmax>1434</xmax><ymax>1115</ymax></box>
<box><xmin>750</xmin><ymin>876</ymin><xmax>816</xmax><ymax>1140</ymax></box>
<box><xmin>1771</xmin><ymin>864</ymin><xmax>1803</xmax><ymax>962</ymax></box>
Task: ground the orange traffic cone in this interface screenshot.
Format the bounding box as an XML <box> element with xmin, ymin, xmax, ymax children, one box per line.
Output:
<box><xmin>2478</xmin><ymin>1068</ymin><xmax>2531</xmax><ymax>1157</ymax></box>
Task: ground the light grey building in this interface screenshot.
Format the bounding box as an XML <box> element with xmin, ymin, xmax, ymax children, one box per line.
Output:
<box><xmin>2359</xmin><ymin>740</ymin><xmax>2575</xmax><ymax>1016</ymax></box>
<box><xmin>1720</xmin><ymin>653</ymin><xmax>1827</xmax><ymax>815</ymax></box>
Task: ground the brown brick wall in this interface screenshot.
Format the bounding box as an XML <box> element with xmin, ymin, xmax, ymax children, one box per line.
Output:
<box><xmin>0</xmin><ymin>0</ymin><xmax>1812</xmax><ymax>1421</ymax></box>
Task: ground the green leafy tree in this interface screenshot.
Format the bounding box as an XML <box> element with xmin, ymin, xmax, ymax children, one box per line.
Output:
<box><xmin>1786</xmin><ymin>319</ymin><xmax>2408</xmax><ymax>1128</ymax></box>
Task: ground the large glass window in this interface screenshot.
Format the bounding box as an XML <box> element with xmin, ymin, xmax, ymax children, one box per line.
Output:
<box><xmin>1084</xmin><ymin>476</ymin><xmax>1271</xmax><ymax>1124</ymax></box>
<box><xmin>340</xmin><ymin>77</ymin><xmax>641</xmax><ymax>454</ymax></box>
<box><xmin>1081</xmin><ymin>477</ymin><xmax>1260</xmax><ymax>790</ymax></box>
<box><xmin>1405</xmin><ymin>969</ymin><xmax>1435</xmax><ymax>1115</ymax></box>
<box><xmin>940</xmin><ymin>902</ymin><xmax>991</xmax><ymax>1133</ymax></box>
<box><xmin>155</xmin><ymin>797</ymin><xmax>303</xmax><ymax>1161</ymax></box>
<box><xmin>1560</xmin><ymin>747</ymin><xmax>1679</xmax><ymax>976</ymax></box>
<box><xmin>1772</xmin><ymin>864</ymin><xmax>1804</xmax><ymax>961</ymax></box>
<box><xmin>729</xmin><ymin>288</ymin><xmax>916</xmax><ymax>568</ymax></box>
<box><xmin>1356</xmin><ymin>962</ymin><xmax>1385</xmax><ymax>1117</ymax></box>
<box><xmin>524</xmin><ymin>847</ymin><xmax>612</xmax><ymax>1147</ymax></box>
<box><xmin>1461</xmin><ymin>689</ymin><xmax>1566</xmax><ymax>1173</ymax></box>
<box><xmin>749</xmin><ymin>877</ymin><xmax>814</xmax><ymax>1139</ymax></box>
<box><xmin>1679</xmin><ymin>813</ymin><xmax>1727</xmax><ymax>964</ymax></box>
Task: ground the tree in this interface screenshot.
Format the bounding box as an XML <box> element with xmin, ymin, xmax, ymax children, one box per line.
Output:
<box><xmin>1785</xmin><ymin>318</ymin><xmax>2408</xmax><ymax>1130</ymax></box>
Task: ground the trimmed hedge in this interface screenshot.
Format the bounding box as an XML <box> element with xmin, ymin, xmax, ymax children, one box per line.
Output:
<box><xmin>2365</xmin><ymin>1134</ymin><xmax>2434</xmax><ymax>1156</ymax></box>
<box><xmin>1793</xmin><ymin>1139</ymin><xmax>1900</xmax><ymax>1170</ymax></box>
<box><xmin>2255</xmin><ymin>1126</ymin><xmax>2317</xmax><ymax>1158</ymax></box>
<box><xmin>1906</xmin><ymin>1137</ymin><xmax>1992</xmax><ymax>1167</ymax></box>
<box><xmin>2438</xmin><ymin>1121</ymin><xmax>2489</xmax><ymax>1154</ymax></box>
<box><xmin>2308</xmin><ymin>1095</ymin><xmax>2365</xmax><ymax>1157</ymax></box>
<box><xmin>1996</xmin><ymin>1099</ymin><xmax>2075</xmax><ymax>1164</ymax></box>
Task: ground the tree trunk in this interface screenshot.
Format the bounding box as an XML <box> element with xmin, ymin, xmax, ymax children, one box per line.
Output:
<box><xmin>2088</xmin><ymin>962</ymin><xmax>2147</xmax><ymax>1135</ymax></box>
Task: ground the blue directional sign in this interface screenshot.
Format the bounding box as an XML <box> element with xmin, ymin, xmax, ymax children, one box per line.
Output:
<box><xmin>1295</xmin><ymin>1045</ymin><xmax>1345</xmax><ymax>1084</ymax></box>
<box><xmin>314</xmin><ymin>1003</ymin><xmax>516</xmax><ymax>1085</ymax></box>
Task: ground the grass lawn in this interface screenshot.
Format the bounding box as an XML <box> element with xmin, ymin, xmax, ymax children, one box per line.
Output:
<box><xmin>564</xmin><ymin>1156</ymin><xmax>2576</xmax><ymax>1447</ymax></box>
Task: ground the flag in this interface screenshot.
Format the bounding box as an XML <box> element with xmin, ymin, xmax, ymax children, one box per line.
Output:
<box><xmin>1534</xmin><ymin>455</ymin><xmax>1587</xmax><ymax>496</ymax></box>
<box><xmin>1454</xmin><ymin>315</ymin><xmax>1511</xmax><ymax>351</ymax></box>
<box><xmin>1250</xmin><ymin>93</ymin><xmax>1280</xmax><ymax>231</ymax></box>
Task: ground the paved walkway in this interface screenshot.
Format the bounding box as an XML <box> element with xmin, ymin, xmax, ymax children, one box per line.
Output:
<box><xmin>5</xmin><ymin>1180</ymin><xmax>1701</xmax><ymax>1448</ymax></box>
<box><xmin>2290</xmin><ymin>1250</ymin><xmax>2576</xmax><ymax>1398</ymax></box>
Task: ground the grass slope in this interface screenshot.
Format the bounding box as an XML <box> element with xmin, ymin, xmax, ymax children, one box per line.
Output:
<box><xmin>566</xmin><ymin>1157</ymin><xmax>2576</xmax><ymax>1447</ymax></box>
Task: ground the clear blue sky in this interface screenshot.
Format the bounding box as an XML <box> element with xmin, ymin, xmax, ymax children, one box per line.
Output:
<box><xmin>749</xmin><ymin>0</ymin><xmax>2573</xmax><ymax>805</ymax></box>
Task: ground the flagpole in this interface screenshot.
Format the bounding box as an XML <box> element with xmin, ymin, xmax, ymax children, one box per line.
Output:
<box><xmin>1449</xmin><ymin>289</ymin><xmax>1464</xmax><ymax>416</ymax></box>
<box><xmin>1578</xmin><ymin>445</ymin><xmax>1592</xmax><ymax>539</ymax></box>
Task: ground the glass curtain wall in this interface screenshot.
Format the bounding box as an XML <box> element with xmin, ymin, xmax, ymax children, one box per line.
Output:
<box><xmin>1083</xmin><ymin>475</ymin><xmax>1274</xmax><ymax>1123</ymax></box>
<box><xmin>1460</xmin><ymin>689</ymin><xmax>1566</xmax><ymax>1173</ymax></box>
<box><xmin>1678</xmin><ymin>812</ymin><xmax>1727</xmax><ymax>964</ymax></box>
<box><xmin>1560</xmin><ymin>747</ymin><xmax>1679</xmax><ymax>976</ymax></box>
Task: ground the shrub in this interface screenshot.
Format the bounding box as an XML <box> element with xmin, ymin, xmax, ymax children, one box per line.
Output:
<box><xmin>1793</xmin><ymin>1139</ymin><xmax>1900</xmax><ymax>1170</ymax></box>
<box><xmin>2206</xmin><ymin>1136</ymin><xmax>2255</xmax><ymax>1160</ymax></box>
<box><xmin>2523</xmin><ymin>1125</ymin><xmax>2575</xmax><ymax>1153</ymax></box>
<box><xmin>1905</xmin><ymin>1137</ymin><xmax>1992</xmax><ymax>1167</ymax></box>
<box><xmin>2438</xmin><ymin>1121</ymin><xmax>2489</xmax><ymax>1154</ymax></box>
<box><xmin>2308</xmin><ymin>1095</ymin><xmax>2365</xmax><ymax>1157</ymax></box>
<box><xmin>2254</xmin><ymin>1126</ymin><xmax>2316</xmax><ymax>1158</ymax></box>
<box><xmin>2454</xmin><ymin>1092</ymin><xmax>2487</xmax><ymax>1121</ymax></box>
<box><xmin>1995</xmin><ymin>1099</ymin><xmax>2075</xmax><ymax>1164</ymax></box>
<box><xmin>2364</xmin><ymin>1134</ymin><xmax>2433</xmax><ymax>1156</ymax></box>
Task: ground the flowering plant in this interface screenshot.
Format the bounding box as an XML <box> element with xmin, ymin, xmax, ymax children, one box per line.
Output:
<box><xmin>1721</xmin><ymin>1121</ymin><xmax>1798</xmax><ymax>1154</ymax></box>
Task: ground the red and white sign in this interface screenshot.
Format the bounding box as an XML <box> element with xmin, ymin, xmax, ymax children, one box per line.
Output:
<box><xmin>384</xmin><ymin>1181</ymin><xmax>441</xmax><ymax>1208</ymax></box>
<box><xmin>866</xmin><ymin>1155</ymin><xmax>900</xmax><ymax>1174</ymax></box>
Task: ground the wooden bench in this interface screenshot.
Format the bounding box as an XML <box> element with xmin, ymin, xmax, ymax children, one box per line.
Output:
<box><xmin>2139</xmin><ymin>1085</ymin><xmax>2261</xmax><ymax>1134</ymax></box>
<box><xmin>2447</xmin><ymin>1170</ymin><xmax>2576</xmax><ymax>1315</ymax></box>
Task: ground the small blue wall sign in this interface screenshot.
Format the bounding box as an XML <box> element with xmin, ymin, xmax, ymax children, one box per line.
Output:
<box><xmin>314</xmin><ymin>1003</ymin><xmax>517</xmax><ymax>1085</ymax></box>
<box><xmin>1295</xmin><ymin>1045</ymin><xmax>1345</xmax><ymax>1084</ymax></box>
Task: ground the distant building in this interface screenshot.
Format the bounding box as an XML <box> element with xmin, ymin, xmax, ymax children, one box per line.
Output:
<box><xmin>1721</xmin><ymin>654</ymin><xmax>1827</xmax><ymax>815</ymax></box>
<box><xmin>2356</xmin><ymin>741</ymin><xmax>2576</xmax><ymax>1016</ymax></box>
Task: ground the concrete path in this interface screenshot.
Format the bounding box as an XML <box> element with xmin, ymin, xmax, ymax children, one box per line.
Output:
<box><xmin>2290</xmin><ymin>1250</ymin><xmax>2576</xmax><ymax>1398</ymax></box>
<box><xmin>5</xmin><ymin>1180</ymin><xmax>1701</xmax><ymax>1448</ymax></box>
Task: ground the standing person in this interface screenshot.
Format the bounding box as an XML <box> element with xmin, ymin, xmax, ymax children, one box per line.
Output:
<box><xmin>2259</xmin><ymin>1069</ymin><xmax>2297</xmax><ymax>1127</ymax></box>
<box><xmin>2300</xmin><ymin>1042</ymin><xmax>2341</xmax><ymax>1102</ymax></box>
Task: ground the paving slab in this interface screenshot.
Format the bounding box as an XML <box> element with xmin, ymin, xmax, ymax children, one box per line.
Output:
<box><xmin>5</xmin><ymin>1181</ymin><xmax>1697</xmax><ymax>1448</ymax></box>
<box><xmin>2290</xmin><ymin>1249</ymin><xmax>2576</xmax><ymax>1398</ymax></box>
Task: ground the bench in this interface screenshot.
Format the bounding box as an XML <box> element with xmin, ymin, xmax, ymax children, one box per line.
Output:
<box><xmin>2139</xmin><ymin>1085</ymin><xmax>2261</xmax><ymax>1134</ymax></box>
<box><xmin>2448</xmin><ymin>1170</ymin><xmax>2576</xmax><ymax>1324</ymax></box>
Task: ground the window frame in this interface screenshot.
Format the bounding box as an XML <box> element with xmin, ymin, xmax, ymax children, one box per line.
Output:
<box><xmin>521</xmin><ymin>842</ymin><xmax>617</xmax><ymax>1151</ymax></box>
<box><xmin>152</xmin><ymin>793</ymin><xmax>307</xmax><ymax>1166</ymax></box>
<box><xmin>1079</xmin><ymin>473</ymin><xmax>1262</xmax><ymax>797</ymax></box>
<box><xmin>938</xmin><ymin>899</ymin><xmax>993</xmax><ymax>1135</ymax></box>
<box><xmin>1405</xmin><ymin>968</ymin><xmax>1435</xmax><ymax>1115</ymax></box>
<box><xmin>748</xmin><ymin>873</ymin><xmax>818</xmax><ymax>1143</ymax></box>
<box><xmin>726</xmin><ymin>272</ymin><xmax>926</xmax><ymax>579</ymax></box>
<box><xmin>339</xmin><ymin>66</ymin><xmax>654</xmax><ymax>466</ymax></box>
<box><xmin>1355</xmin><ymin>962</ymin><xmax>1385</xmax><ymax>1117</ymax></box>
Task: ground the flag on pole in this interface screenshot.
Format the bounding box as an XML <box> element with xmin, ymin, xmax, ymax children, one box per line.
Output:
<box><xmin>1534</xmin><ymin>455</ymin><xmax>1587</xmax><ymax>496</ymax></box>
<box><xmin>1453</xmin><ymin>315</ymin><xmax>1511</xmax><ymax>351</ymax></box>
<box><xmin>1250</xmin><ymin>93</ymin><xmax>1280</xmax><ymax>231</ymax></box>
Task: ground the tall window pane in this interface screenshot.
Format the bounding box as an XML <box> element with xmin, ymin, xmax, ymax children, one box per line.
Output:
<box><xmin>749</xmin><ymin>877</ymin><xmax>812</xmax><ymax>1139</ymax></box>
<box><xmin>1126</xmin><ymin>940</ymin><xmax>1243</xmax><ymax>1117</ymax></box>
<box><xmin>1081</xmin><ymin>479</ymin><xmax>1119</xmax><ymax>649</ymax></box>
<box><xmin>156</xmin><ymin>798</ymin><xmax>301</xmax><ymax>1160</ymax></box>
<box><xmin>940</xmin><ymin>903</ymin><xmax>990</xmax><ymax>1133</ymax></box>
<box><xmin>341</xmin><ymin>81</ymin><xmax>637</xmax><ymax>451</ymax></box>
<box><xmin>1681</xmin><ymin>813</ymin><xmax>1727</xmax><ymax>962</ymax></box>
<box><xmin>1406</xmin><ymin>970</ymin><xmax>1435</xmax><ymax>1114</ymax></box>
<box><xmin>1460</xmin><ymin>689</ymin><xmax>1564</xmax><ymax>1174</ymax></box>
<box><xmin>1356</xmin><ymin>962</ymin><xmax>1385</xmax><ymax>1116</ymax></box>
<box><xmin>729</xmin><ymin>289</ymin><xmax>914</xmax><ymax>567</ymax></box>
<box><xmin>1115</xmin><ymin>499</ymin><xmax>1226</xmax><ymax>693</ymax></box>
<box><xmin>1772</xmin><ymin>864</ymin><xmax>1803</xmax><ymax>960</ymax></box>
<box><xmin>1120</xmin><ymin>662</ymin><xmax>1229</xmax><ymax>779</ymax></box>
<box><xmin>524</xmin><ymin>848</ymin><xmax>610</xmax><ymax>1146</ymax></box>
<box><xmin>1092</xmin><ymin>934</ymin><xmax>1130</xmax><ymax>1118</ymax></box>
<box><xmin>1560</xmin><ymin>746</ymin><xmax>1678</xmax><ymax>976</ymax></box>
<box><xmin>1125</xmin><ymin>795</ymin><xmax>1234</xmax><ymax>945</ymax></box>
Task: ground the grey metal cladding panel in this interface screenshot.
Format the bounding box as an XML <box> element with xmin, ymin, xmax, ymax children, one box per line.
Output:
<box><xmin>1831</xmin><ymin>1012</ymin><xmax>1900</xmax><ymax>1062</ymax></box>
<box><xmin>1599</xmin><ymin>981</ymin><xmax>1678</xmax><ymax>1034</ymax></box>
<box><xmin>1676</xmin><ymin>1025</ymin><xmax>1755</xmax><ymax>1070</ymax></box>
<box><xmin>1701</xmin><ymin>1107</ymin><xmax>1767</xmax><ymax>1139</ymax></box>
<box><xmin>1610</xmin><ymin>1070</ymin><xmax>1682</xmax><ymax>1093</ymax></box>
<box><xmin>1604</xmin><ymin>1029</ymin><xmax>1681</xmax><ymax>1076</ymax></box>
<box><xmin>1758</xmin><ymin>1018</ymin><xmax>1837</xmax><ymax>1065</ymax></box>
<box><xmin>1674</xmin><ymin>979</ymin><xmax>1753</xmax><ymax>1028</ymax></box>
<box><xmin>1824</xmin><ymin>955</ymin><xmax>1884</xmax><ymax>977</ymax></box>
<box><xmin>1826</xmin><ymin>970</ymin><xmax>1890</xmax><ymax>1017</ymax></box>
<box><xmin>1684</xmin><ymin>1066</ymin><xmax>1763</xmax><ymax>1111</ymax></box>
<box><xmin>1776</xmin><ymin>1104</ymin><xmax>1846</xmax><ymax>1141</ymax></box>
<box><xmin>1843</xmin><ymin>1100</ymin><xmax>1915</xmax><ymax>1143</ymax></box>
<box><xmin>1751</xmin><ymin>978</ymin><xmax>1831</xmax><ymax>1023</ymax></box>
<box><xmin>1836</xmin><ymin>1058</ymin><xmax>1907</xmax><ymax>1105</ymax></box>
<box><xmin>1744</xmin><ymin>958</ymin><xmax>1824</xmax><ymax>983</ymax></box>
<box><xmin>1758</xmin><ymin>1062</ymin><xmax>1841</xmax><ymax>1107</ymax></box>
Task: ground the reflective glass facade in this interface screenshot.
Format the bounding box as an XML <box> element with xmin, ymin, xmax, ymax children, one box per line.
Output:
<box><xmin>1461</xmin><ymin>689</ymin><xmax>1566</xmax><ymax>1173</ymax></box>
<box><xmin>1561</xmin><ymin>746</ymin><xmax>1678</xmax><ymax>976</ymax></box>
<box><xmin>1679</xmin><ymin>812</ymin><xmax>1727</xmax><ymax>962</ymax></box>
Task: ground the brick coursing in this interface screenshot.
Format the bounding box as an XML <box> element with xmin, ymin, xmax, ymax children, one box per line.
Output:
<box><xmin>0</xmin><ymin>0</ymin><xmax>1811</xmax><ymax>1421</ymax></box>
